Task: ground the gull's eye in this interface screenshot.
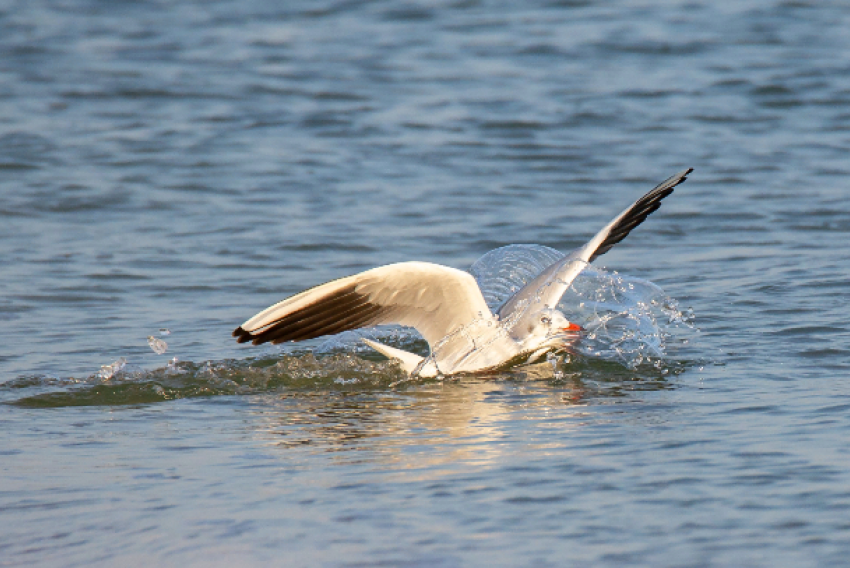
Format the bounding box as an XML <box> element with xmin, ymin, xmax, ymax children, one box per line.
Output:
<box><xmin>540</xmin><ymin>316</ymin><xmax>551</xmax><ymax>325</ymax></box>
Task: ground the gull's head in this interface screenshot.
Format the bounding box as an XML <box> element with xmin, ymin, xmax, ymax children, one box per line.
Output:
<box><xmin>520</xmin><ymin>307</ymin><xmax>583</xmax><ymax>350</ymax></box>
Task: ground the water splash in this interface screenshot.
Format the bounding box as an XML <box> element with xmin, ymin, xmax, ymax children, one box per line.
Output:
<box><xmin>7</xmin><ymin>353</ymin><xmax>410</xmax><ymax>408</ymax></box>
<box><xmin>97</xmin><ymin>357</ymin><xmax>127</xmax><ymax>380</ymax></box>
<box><xmin>147</xmin><ymin>335</ymin><xmax>168</xmax><ymax>355</ymax></box>
<box><xmin>470</xmin><ymin>244</ymin><xmax>697</xmax><ymax>369</ymax></box>
<box><xmin>470</xmin><ymin>243</ymin><xmax>564</xmax><ymax>308</ymax></box>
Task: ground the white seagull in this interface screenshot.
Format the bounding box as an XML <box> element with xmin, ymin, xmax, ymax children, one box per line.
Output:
<box><xmin>234</xmin><ymin>168</ymin><xmax>692</xmax><ymax>377</ymax></box>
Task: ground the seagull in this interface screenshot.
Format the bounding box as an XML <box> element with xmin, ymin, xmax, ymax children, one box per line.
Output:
<box><xmin>233</xmin><ymin>168</ymin><xmax>692</xmax><ymax>377</ymax></box>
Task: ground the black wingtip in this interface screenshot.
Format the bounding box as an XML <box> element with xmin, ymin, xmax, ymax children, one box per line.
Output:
<box><xmin>654</xmin><ymin>167</ymin><xmax>693</xmax><ymax>192</ymax></box>
<box><xmin>589</xmin><ymin>168</ymin><xmax>693</xmax><ymax>261</ymax></box>
<box><xmin>233</xmin><ymin>326</ymin><xmax>257</xmax><ymax>344</ymax></box>
<box><xmin>233</xmin><ymin>286</ymin><xmax>381</xmax><ymax>346</ymax></box>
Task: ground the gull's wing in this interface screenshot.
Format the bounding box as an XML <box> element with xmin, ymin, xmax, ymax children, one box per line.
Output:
<box><xmin>498</xmin><ymin>168</ymin><xmax>692</xmax><ymax>324</ymax></box>
<box><xmin>233</xmin><ymin>261</ymin><xmax>492</xmax><ymax>347</ymax></box>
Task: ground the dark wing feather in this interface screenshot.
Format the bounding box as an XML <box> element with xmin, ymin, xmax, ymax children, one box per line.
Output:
<box><xmin>233</xmin><ymin>261</ymin><xmax>493</xmax><ymax>348</ymax></box>
<box><xmin>590</xmin><ymin>167</ymin><xmax>692</xmax><ymax>261</ymax></box>
<box><xmin>233</xmin><ymin>285</ymin><xmax>388</xmax><ymax>345</ymax></box>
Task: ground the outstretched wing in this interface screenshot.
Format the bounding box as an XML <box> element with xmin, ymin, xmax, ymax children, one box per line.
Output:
<box><xmin>588</xmin><ymin>168</ymin><xmax>693</xmax><ymax>261</ymax></box>
<box><xmin>232</xmin><ymin>261</ymin><xmax>492</xmax><ymax>348</ymax></box>
<box><xmin>498</xmin><ymin>168</ymin><xmax>692</xmax><ymax>323</ymax></box>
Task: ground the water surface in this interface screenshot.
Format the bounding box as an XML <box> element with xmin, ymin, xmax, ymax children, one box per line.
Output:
<box><xmin>2</xmin><ymin>0</ymin><xmax>850</xmax><ymax>566</ymax></box>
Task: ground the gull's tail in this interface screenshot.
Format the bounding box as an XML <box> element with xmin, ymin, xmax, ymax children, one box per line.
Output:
<box><xmin>362</xmin><ymin>339</ymin><xmax>425</xmax><ymax>375</ymax></box>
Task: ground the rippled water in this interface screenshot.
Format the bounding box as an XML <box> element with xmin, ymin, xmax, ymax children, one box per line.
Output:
<box><xmin>3</xmin><ymin>0</ymin><xmax>850</xmax><ymax>566</ymax></box>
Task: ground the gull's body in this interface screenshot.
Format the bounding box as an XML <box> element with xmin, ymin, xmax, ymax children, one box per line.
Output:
<box><xmin>233</xmin><ymin>169</ymin><xmax>692</xmax><ymax>377</ymax></box>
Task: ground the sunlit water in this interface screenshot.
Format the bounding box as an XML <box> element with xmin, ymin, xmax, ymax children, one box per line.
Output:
<box><xmin>3</xmin><ymin>1</ymin><xmax>850</xmax><ymax>566</ymax></box>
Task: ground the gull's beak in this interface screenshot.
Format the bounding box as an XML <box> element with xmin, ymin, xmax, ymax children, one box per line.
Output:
<box><xmin>563</xmin><ymin>322</ymin><xmax>583</xmax><ymax>333</ymax></box>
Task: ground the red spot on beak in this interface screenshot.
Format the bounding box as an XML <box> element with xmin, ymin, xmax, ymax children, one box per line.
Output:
<box><xmin>564</xmin><ymin>322</ymin><xmax>583</xmax><ymax>333</ymax></box>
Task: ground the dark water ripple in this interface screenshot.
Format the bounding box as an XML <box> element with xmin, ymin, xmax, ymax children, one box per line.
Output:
<box><xmin>2</xmin><ymin>0</ymin><xmax>850</xmax><ymax>566</ymax></box>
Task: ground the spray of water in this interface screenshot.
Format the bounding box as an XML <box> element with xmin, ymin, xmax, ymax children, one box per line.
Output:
<box><xmin>469</xmin><ymin>244</ymin><xmax>697</xmax><ymax>370</ymax></box>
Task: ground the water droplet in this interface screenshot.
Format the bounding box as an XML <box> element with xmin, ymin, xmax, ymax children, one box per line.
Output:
<box><xmin>98</xmin><ymin>357</ymin><xmax>127</xmax><ymax>380</ymax></box>
<box><xmin>147</xmin><ymin>336</ymin><xmax>168</xmax><ymax>355</ymax></box>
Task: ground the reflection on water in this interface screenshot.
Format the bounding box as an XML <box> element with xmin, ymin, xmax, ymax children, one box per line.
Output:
<box><xmin>244</xmin><ymin>365</ymin><xmax>675</xmax><ymax>476</ymax></box>
<box><xmin>3</xmin><ymin>351</ymin><xmax>683</xmax><ymax>489</ymax></box>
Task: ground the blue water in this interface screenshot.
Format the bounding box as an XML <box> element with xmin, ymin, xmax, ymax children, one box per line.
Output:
<box><xmin>3</xmin><ymin>1</ymin><xmax>850</xmax><ymax>566</ymax></box>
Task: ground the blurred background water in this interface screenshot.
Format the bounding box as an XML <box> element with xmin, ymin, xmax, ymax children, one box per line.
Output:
<box><xmin>2</xmin><ymin>0</ymin><xmax>850</xmax><ymax>566</ymax></box>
